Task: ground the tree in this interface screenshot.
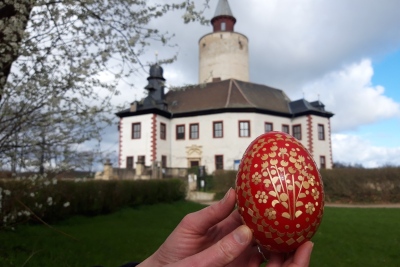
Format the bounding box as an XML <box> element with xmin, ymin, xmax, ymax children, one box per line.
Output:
<box><xmin>0</xmin><ymin>0</ymin><xmax>209</xmax><ymax>173</ymax></box>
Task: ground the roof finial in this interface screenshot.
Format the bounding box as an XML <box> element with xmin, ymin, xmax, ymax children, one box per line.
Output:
<box><xmin>155</xmin><ymin>50</ymin><xmax>158</xmax><ymax>64</ymax></box>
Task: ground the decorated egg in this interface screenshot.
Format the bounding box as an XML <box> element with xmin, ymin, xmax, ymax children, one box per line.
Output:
<box><xmin>235</xmin><ymin>131</ymin><xmax>324</xmax><ymax>253</ymax></box>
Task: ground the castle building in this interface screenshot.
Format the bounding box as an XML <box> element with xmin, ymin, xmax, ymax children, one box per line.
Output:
<box><xmin>116</xmin><ymin>0</ymin><xmax>334</xmax><ymax>174</ymax></box>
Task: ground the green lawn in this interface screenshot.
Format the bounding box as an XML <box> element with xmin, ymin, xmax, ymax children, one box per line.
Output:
<box><xmin>1</xmin><ymin>202</ymin><xmax>400</xmax><ymax>267</ymax></box>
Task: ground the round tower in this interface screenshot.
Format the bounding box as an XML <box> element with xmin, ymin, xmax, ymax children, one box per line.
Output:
<box><xmin>199</xmin><ymin>0</ymin><xmax>249</xmax><ymax>83</ymax></box>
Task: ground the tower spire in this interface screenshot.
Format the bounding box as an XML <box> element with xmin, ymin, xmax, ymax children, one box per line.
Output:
<box><xmin>211</xmin><ymin>0</ymin><xmax>236</xmax><ymax>32</ymax></box>
<box><xmin>214</xmin><ymin>0</ymin><xmax>234</xmax><ymax>17</ymax></box>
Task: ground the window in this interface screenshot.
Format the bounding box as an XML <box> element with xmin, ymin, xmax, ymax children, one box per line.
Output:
<box><xmin>161</xmin><ymin>155</ymin><xmax>167</xmax><ymax>168</ymax></box>
<box><xmin>126</xmin><ymin>156</ymin><xmax>133</xmax><ymax>169</ymax></box>
<box><xmin>160</xmin><ymin>123</ymin><xmax>166</xmax><ymax>140</ymax></box>
<box><xmin>132</xmin><ymin>123</ymin><xmax>141</xmax><ymax>139</ymax></box>
<box><xmin>213</xmin><ymin>121</ymin><xmax>223</xmax><ymax>138</ymax></box>
<box><xmin>138</xmin><ymin>155</ymin><xmax>145</xmax><ymax>164</ymax></box>
<box><xmin>215</xmin><ymin>155</ymin><xmax>224</xmax><ymax>170</ymax></box>
<box><xmin>265</xmin><ymin>122</ymin><xmax>273</xmax><ymax>133</ymax></box>
<box><xmin>190</xmin><ymin>123</ymin><xmax>199</xmax><ymax>139</ymax></box>
<box><xmin>176</xmin><ymin>125</ymin><xmax>185</xmax><ymax>140</ymax></box>
<box><xmin>292</xmin><ymin>125</ymin><xmax>302</xmax><ymax>140</ymax></box>
<box><xmin>282</xmin><ymin>124</ymin><xmax>290</xmax><ymax>134</ymax></box>
<box><xmin>318</xmin><ymin>124</ymin><xmax>325</xmax><ymax>140</ymax></box>
<box><xmin>239</xmin><ymin>121</ymin><xmax>250</xmax><ymax>137</ymax></box>
<box><xmin>320</xmin><ymin>156</ymin><xmax>326</xmax><ymax>169</ymax></box>
<box><xmin>221</xmin><ymin>22</ymin><xmax>226</xmax><ymax>31</ymax></box>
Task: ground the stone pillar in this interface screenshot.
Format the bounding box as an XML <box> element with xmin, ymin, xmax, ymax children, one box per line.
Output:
<box><xmin>103</xmin><ymin>159</ymin><xmax>113</xmax><ymax>180</ymax></box>
<box><xmin>152</xmin><ymin>161</ymin><xmax>162</xmax><ymax>179</ymax></box>
<box><xmin>136</xmin><ymin>161</ymin><xmax>144</xmax><ymax>176</ymax></box>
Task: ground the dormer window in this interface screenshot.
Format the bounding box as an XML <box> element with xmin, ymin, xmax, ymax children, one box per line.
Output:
<box><xmin>221</xmin><ymin>22</ymin><xmax>226</xmax><ymax>31</ymax></box>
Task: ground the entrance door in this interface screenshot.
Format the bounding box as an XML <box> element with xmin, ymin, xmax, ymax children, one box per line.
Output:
<box><xmin>190</xmin><ymin>161</ymin><xmax>199</xmax><ymax>167</ymax></box>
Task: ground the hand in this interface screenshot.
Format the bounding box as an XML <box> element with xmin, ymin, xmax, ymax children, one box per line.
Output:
<box><xmin>137</xmin><ymin>188</ymin><xmax>314</xmax><ymax>267</ymax></box>
<box><xmin>265</xmin><ymin>241</ymin><xmax>314</xmax><ymax>267</ymax></box>
<box><xmin>138</xmin><ymin>188</ymin><xmax>263</xmax><ymax>267</ymax></box>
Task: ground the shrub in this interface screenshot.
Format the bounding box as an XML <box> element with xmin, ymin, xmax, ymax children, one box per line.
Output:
<box><xmin>212</xmin><ymin>170</ymin><xmax>237</xmax><ymax>198</ymax></box>
<box><xmin>0</xmin><ymin>178</ymin><xmax>186</xmax><ymax>227</ymax></box>
<box><xmin>210</xmin><ymin>168</ymin><xmax>400</xmax><ymax>203</ymax></box>
<box><xmin>321</xmin><ymin>167</ymin><xmax>400</xmax><ymax>203</ymax></box>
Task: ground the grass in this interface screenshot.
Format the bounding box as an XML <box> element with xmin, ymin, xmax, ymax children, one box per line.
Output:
<box><xmin>312</xmin><ymin>207</ymin><xmax>400</xmax><ymax>267</ymax></box>
<box><xmin>0</xmin><ymin>201</ymin><xmax>205</xmax><ymax>267</ymax></box>
<box><xmin>1</xmin><ymin>202</ymin><xmax>400</xmax><ymax>267</ymax></box>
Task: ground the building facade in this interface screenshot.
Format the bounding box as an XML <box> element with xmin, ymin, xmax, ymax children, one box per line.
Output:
<box><xmin>116</xmin><ymin>0</ymin><xmax>334</xmax><ymax>174</ymax></box>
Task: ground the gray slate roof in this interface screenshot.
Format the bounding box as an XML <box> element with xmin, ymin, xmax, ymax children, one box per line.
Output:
<box><xmin>116</xmin><ymin>78</ymin><xmax>334</xmax><ymax>119</ymax></box>
<box><xmin>166</xmin><ymin>79</ymin><xmax>291</xmax><ymax>115</ymax></box>
<box><xmin>214</xmin><ymin>0</ymin><xmax>234</xmax><ymax>17</ymax></box>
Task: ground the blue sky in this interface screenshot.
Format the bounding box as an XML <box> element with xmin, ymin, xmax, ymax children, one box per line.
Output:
<box><xmin>350</xmin><ymin>49</ymin><xmax>400</xmax><ymax>148</ymax></box>
<box><xmin>328</xmin><ymin>47</ymin><xmax>395</xmax><ymax>146</ymax></box>
<box><xmin>107</xmin><ymin>0</ymin><xmax>400</xmax><ymax>168</ymax></box>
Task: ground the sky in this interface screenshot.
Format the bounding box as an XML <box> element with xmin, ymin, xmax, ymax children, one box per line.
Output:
<box><xmin>104</xmin><ymin>0</ymin><xmax>400</xmax><ymax>168</ymax></box>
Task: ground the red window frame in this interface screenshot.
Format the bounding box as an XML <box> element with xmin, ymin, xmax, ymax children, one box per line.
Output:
<box><xmin>132</xmin><ymin>123</ymin><xmax>141</xmax><ymax>139</ymax></box>
<box><xmin>265</xmin><ymin>122</ymin><xmax>273</xmax><ymax>133</ymax></box>
<box><xmin>318</xmin><ymin>124</ymin><xmax>325</xmax><ymax>140</ymax></box>
<box><xmin>176</xmin><ymin>124</ymin><xmax>185</xmax><ymax>140</ymax></box>
<box><xmin>239</xmin><ymin>120</ymin><xmax>250</xmax><ymax>137</ymax></box>
<box><xmin>215</xmin><ymin>155</ymin><xmax>224</xmax><ymax>170</ymax></box>
<box><xmin>292</xmin><ymin>124</ymin><xmax>302</xmax><ymax>140</ymax></box>
<box><xmin>213</xmin><ymin>121</ymin><xmax>223</xmax><ymax>138</ymax></box>
<box><xmin>189</xmin><ymin>123</ymin><xmax>199</xmax><ymax>139</ymax></box>
<box><xmin>282</xmin><ymin>124</ymin><xmax>290</xmax><ymax>134</ymax></box>
<box><xmin>160</xmin><ymin>123</ymin><xmax>166</xmax><ymax>140</ymax></box>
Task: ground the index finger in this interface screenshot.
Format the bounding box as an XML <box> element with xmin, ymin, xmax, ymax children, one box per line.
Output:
<box><xmin>180</xmin><ymin>188</ymin><xmax>236</xmax><ymax>235</ymax></box>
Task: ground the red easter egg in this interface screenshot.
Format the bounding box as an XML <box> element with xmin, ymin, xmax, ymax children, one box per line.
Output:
<box><xmin>235</xmin><ymin>131</ymin><xmax>324</xmax><ymax>253</ymax></box>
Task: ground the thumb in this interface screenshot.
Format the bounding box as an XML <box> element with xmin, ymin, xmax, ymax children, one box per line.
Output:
<box><xmin>167</xmin><ymin>225</ymin><xmax>253</xmax><ymax>267</ymax></box>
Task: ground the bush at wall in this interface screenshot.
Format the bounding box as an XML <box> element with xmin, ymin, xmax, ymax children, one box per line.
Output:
<box><xmin>321</xmin><ymin>167</ymin><xmax>400</xmax><ymax>203</ymax></box>
<box><xmin>0</xmin><ymin>178</ymin><xmax>186</xmax><ymax>226</ymax></box>
<box><xmin>211</xmin><ymin>168</ymin><xmax>400</xmax><ymax>203</ymax></box>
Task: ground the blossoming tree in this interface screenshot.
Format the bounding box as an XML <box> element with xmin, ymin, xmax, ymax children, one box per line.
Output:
<box><xmin>0</xmin><ymin>0</ymin><xmax>208</xmax><ymax>172</ymax></box>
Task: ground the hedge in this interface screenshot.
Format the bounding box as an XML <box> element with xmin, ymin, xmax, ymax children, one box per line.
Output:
<box><xmin>0</xmin><ymin>178</ymin><xmax>186</xmax><ymax>226</ymax></box>
<box><xmin>211</xmin><ymin>168</ymin><xmax>400</xmax><ymax>203</ymax></box>
<box><xmin>321</xmin><ymin>168</ymin><xmax>400</xmax><ymax>203</ymax></box>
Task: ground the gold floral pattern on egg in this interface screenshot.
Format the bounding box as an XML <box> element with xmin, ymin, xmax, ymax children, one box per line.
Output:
<box><xmin>264</xmin><ymin>208</ymin><xmax>277</xmax><ymax>220</ymax></box>
<box><xmin>311</xmin><ymin>188</ymin><xmax>319</xmax><ymax>200</ymax></box>
<box><xmin>255</xmin><ymin>190</ymin><xmax>268</xmax><ymax>203</ymax></box>
<box><xmin>252</xmin><ymin>172</ymin><xmax>262</xmax><ymax>184</ymax></box>
<box><xmin>235</xmin><ymin>131</ymin><xmax>324</xmax><ymax>253</ymax></box>
<box><xmin>305</xmin><ymin>202</ymin><xmax>315</xmax><ymax>215</ymax></box>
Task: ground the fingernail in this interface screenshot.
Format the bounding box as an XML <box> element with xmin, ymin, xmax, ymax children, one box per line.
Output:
<box><xmin>308</xmin><ymin>241</ymin><xmax>314</xmax><ymax>256</ymax></box>
<box><xmin>233</xmin><ymin>225</ymin><xmax>251</xmax><ymax>245</ymax></box>
<box><xmin>220</xmin><ymin>188</ymin><xmax>232</xmax><ymax>204</ymax></box>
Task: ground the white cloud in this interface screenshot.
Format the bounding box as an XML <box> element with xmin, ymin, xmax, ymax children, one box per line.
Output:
<box><xmin>332</xmin><ymin>134</ymin><xmax>400</xmax><ymax>167</ymax></box>
<box><xmin>231</xmin><ymin>0</ymin><xmax>400</xmax><ymax>91</ymax></box>
<box><xmin>118</xmin><ymin>0</ymin><xmax>400</xmax><ymax>95</ymax></box>
<box><xmin>302</xmin><ymin>59</ymin><xmax>400</xmax><ymax>132</ymax></box>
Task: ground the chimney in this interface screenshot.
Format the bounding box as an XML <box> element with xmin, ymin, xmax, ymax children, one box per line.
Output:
<box><xmin>130</xmin><ymin>101</ymin><xmax>137</xmax><ymax>112</ymax></box>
